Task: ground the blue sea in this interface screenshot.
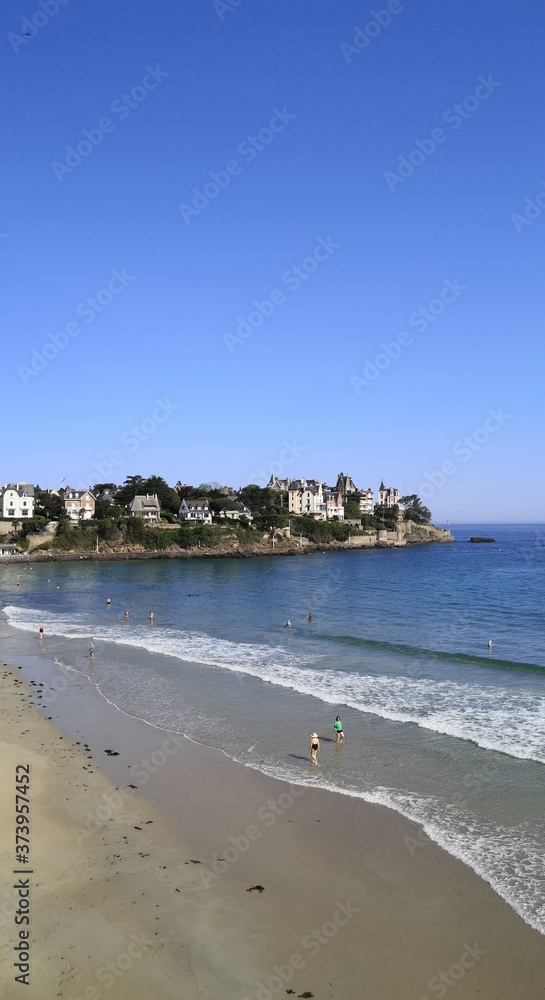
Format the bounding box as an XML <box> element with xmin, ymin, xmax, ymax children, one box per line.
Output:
<box><xmin>2</xmin><ymin>524</ymin><xmax>545</xmax><ymax>934</ymax></box>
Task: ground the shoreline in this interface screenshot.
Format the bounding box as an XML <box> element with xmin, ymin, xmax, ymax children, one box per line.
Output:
<box><xmin>0</xmin><ymin>524</ymin><xmax>454</xmax><ymax>564</ymax></box>
<box><xmin>1</xmin><ymin>642</ymin><xmax>544</xmax><ymax>998</ymax></box>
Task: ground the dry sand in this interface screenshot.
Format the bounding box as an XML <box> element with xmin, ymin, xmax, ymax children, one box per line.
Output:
<box><xmin>1</xmin><ymin>658</ymin><xmax>544</xmax><ymax>1000</ymax></box>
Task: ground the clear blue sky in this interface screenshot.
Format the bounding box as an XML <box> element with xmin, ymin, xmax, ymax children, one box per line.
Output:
<box><xmin>2</xmin><ymin>0</ymin><xmax>544</xmax><ymax>521</ymax></box>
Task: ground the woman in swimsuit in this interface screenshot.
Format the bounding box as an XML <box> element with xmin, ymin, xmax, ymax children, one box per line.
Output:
<box><xmin>309</xmin><ymin>732</ymin><xmax>320</xmax><ymax>763</ymax></box>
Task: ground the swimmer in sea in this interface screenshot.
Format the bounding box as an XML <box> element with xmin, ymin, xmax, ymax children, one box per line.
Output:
<box><xmin>309</xmin><ymin>732</ymin><xmax>320</xmax><ymax>764</ymax></box>
<box><xmin>124</xmin><ymin>610</ymin><xmax>129</xmax><ymax>621</ymax></box>
<box><xmin>106</xmin><ymin>598</ymin><xmax>111</xmax><ymax>605</ymax></box>
<box><xmin>285</xmin><ymin>620</ymin><xmax>291</xmax><ymax>627</ymax></box>
<box><xmin>487</xmin><ymin>640</ymin><xmax>492</xmax><ymax>650</ymax></box>
<box><xmin>307</xmin><ymin>612</ymin><xmax>313</xmax><ymax>622</ymax></box>
<box><xmin>149</xmin><ymin>611</ymin><xmax>154</xmax><ymax>621</ymax></box>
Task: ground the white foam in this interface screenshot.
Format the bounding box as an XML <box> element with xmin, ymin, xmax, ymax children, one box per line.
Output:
<box><xmin>245</xmin><ymin>761</ymin><xmax>545</xmax><ymax>936</ymax></box>
<box><xmin>5</xmin><ymin>605</ymin><xmax>544</xmax><ymax>937</ymax></box>
<box><xmin>4</xmin><ymin>604</ymin><xmax>545</xmax><ymax>764</ymax></box>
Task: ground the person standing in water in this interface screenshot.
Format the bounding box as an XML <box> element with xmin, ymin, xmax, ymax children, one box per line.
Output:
<box><xmin>309</xmin><ymin>732</ymin><xmax>320</xmax><ymax>763</ymax></box>
<box><xmin>124</xmin><ymin>610</ymin><xmax>129</xmax><ymax>621</ymax></box>
<box><xmin>334</xmin><ymin>716</ymin><xmax>344</xmax><ymax>742</ymax></box>
<box><xmin>307</xmin><ymin>612</ymin><xmax>313</xmax><ymax>621</ymax></box>
<box><xmin>89</xmin><ymin>642</ymin><xmax>95</xmax><ymax>657</ymax></box>
<box><xmin>38</xmin><ymin>626</ymin><xmax>44</xmax><ymax>647</ymax></box>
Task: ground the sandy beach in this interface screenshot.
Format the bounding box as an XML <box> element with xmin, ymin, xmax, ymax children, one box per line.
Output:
<box><xmin>1</xmin><ymin>654</ymin><xmax>545</xmax><ymax>1000</ymax></box>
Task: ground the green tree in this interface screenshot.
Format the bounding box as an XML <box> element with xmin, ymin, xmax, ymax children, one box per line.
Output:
<box><xmin>373</xmin><ymin>504</ymin><xmax>399</xmax><ymax>531</ymax></box>
<box><xmin>140</xmin><ymin>476</ymin><xmax>181</xmax><ymax>515</ymax></box>
<box><xmin>115</xmin><ymin>476</ymin><xmax>144</xmax><ymax>508</ymax></box>
<box><xmin>344</xmin><ymin>499</ymin><xmax>362</xmax><ymax>520</ymax></box>
<box><xmin>400</xmin><ymin>495</ymin><xmax>432</xmax><ymax>524</ymax></box>
<box><xmin>34</xmin><ymin>487</ymin><xmax>63</xmax><ymax>520</ymax></box>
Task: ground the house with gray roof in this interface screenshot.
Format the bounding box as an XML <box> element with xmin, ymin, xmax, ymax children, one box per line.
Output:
<box><xmin>0</xmin><ymin>483</ymin><xmax>35</xmax><ymax>518</ymax></box>
<box><xmin>63</xmin><ymin>488</ymin><xmax>95</xmax><ymax>521</ymax></box>
<box><xmin>126</xmin><ymin>495</ymin><xmax>161</xmax><ymax>522</ymax></box>
<box><xmin>179</xmin><ymin>499</ymin><xmax>212</xmax><ymax>524</ymax></box>
<box><xmin>218</xmin><ymin>501</ymin><xmax>253</xmax><ymax>523</ymax></box>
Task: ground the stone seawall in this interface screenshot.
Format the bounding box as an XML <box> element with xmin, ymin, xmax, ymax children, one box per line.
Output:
<box><xmin>0</xmin><ymin>523</ymin><xmax>454</xmax><ymax>562</ymax></box>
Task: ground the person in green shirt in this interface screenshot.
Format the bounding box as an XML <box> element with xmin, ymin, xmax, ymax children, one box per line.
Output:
<box><xmin>334</xmin><ymin>716</ymin><xmax>344</xmax><ymax>743</ymax></box>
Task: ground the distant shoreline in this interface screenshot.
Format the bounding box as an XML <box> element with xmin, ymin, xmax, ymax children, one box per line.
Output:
<box><xmin>0</xmin><ymin>524</ymin><xmax>454</xmax><ymax>563</ymax></box>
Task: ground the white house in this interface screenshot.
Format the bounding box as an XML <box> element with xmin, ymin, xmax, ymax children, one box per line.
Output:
<box><xmin>63</xmin><ymin>489</ymin><xmax>96</xmax><ymax>521</ymax></box>
<box><xmin>179</xmin><ymin>499</ymin><xmax>212</xmax><ymax>524</ymax></box>
<box><xmin>0</xmin><ymin>543</ymin><xmax>20</xmax><ymax>556</ymax></box>
<box><xmin>359</xmin><ymin>489</ymin><xmax>374</xmax><ymax>515</ymax></box>
<box><xmin>218</xmin><ymin>502</ymin><xmax>253</xmax><ymax>523</ymax></box>
<box><xmin>126</xmin><ymin>495</ymin><xmax>161</xmax><ymax>522</ymax></box>
<box><xmin>0</xmin><ymin>483</ymin><xmax>35</xmax><ymax>518</ymax></box>
<box><xmin>324</xmin><ymin>490</ymin><xmax>345</xmax><ymax>521</ymax></box>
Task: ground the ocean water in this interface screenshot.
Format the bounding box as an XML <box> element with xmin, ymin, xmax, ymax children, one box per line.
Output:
<box><xmin>1</xmin><ymin>524</ymin><xmax>545</xmax><ymax>934</ymax></box>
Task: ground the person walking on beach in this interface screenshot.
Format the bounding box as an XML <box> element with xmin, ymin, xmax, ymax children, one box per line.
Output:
<box><xmin>38</xmin><ymin>626</ymin><xmax>44</xmax><ymax>647</ymax></box>
<box><xmin>89</xmin><ymin>642</ymin><xmax>95</xmax><ymax>657</ymax></box>
<box><xmin>334</xmin><ymin>716</ymin><xmax>344</xmax><ymax>743</ymax></box>
<box><xmin>309</xmin><ymin>732</ymin><xmax>320</xmax><ymax>764</ymax></box>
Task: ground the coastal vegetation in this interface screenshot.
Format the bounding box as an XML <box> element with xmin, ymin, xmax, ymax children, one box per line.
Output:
<box><xmin>3</xmin><ymin>475</ymin><xmax>443</xmax><ymax>559</ymax></box>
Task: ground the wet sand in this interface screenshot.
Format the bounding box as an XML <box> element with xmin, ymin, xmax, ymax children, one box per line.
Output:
<box><xmin>1</xmin><ymin>655</ymin><xmax>544</xmax><ymax>1000</ymax></box>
